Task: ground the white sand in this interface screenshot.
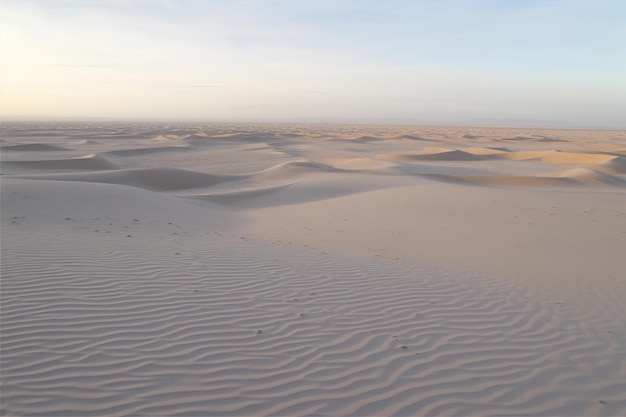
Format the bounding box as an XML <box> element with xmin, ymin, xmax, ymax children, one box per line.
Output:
<box><xmin>1</xmin><ymin>122</ymin><xmax>625</xmax><ymax>416</ymax></box>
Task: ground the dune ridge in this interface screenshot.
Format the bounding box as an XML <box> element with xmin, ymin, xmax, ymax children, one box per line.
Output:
<box><xmin>0</xmin><ymin>143</ymin><xmax>69</xmax><ymax>152</ymax></box>
<box><xmin>380</xmin><ymin>147</ymin><xmax>619</xmax><ymax>165</ymax></box>
<box><xmin>2</xmin><ymin>153</ymin><xmax>118</xmax><ymax>171</ymax></box>
<box><xmin>16</xmin><ymin>167</ymin><xmax>242</xmax><ymax>191</ymax></box>
<box><xmin>101</xmin><ymin>145</ymin><xmax>192</xmax><ymax>157</ymax></box>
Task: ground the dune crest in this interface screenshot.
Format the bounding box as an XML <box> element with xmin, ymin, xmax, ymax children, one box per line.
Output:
<box><xmin>1</xmin><ymin>143</ymin><xmax>68</xmax><ymax>152</ymax></box>
<box><xmin>2</xmin><ymin>153</ymin><xmax>118</xmax><ymax>171</ymax></box>
<box><xmin>17</xmin><ymin>167</ymin><xmax>242</xmax><ymax>191</ymax></box>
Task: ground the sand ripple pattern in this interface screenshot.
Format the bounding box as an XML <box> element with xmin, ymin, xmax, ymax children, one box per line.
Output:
<box><xmin>2</xmin><ymin>236</ymin><xmax>624</xmax><ymax>417</ymax></box>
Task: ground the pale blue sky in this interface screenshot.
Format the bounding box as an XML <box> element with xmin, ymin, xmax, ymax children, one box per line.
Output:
<box><xmin>1</xmin><ymin>0</ymin><xmax>625</xmax><ymax>127</ymax></box>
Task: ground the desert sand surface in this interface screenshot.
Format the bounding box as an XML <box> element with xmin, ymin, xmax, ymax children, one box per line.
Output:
<box><xmin>2</xmin><ymin>122</ymin><xmax>625</xmax><ymax>416</ymax></box>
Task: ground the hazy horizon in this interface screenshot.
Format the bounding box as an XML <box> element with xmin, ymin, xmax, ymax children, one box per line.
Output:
<box><xmin>3</xmin><ymin>116</ymin><xmax>623</xmax><ymax>131</ymax></box>
<box><xmin>2</xmin><ymin>0</ymin><xmax>625</xmax><ymax>129</ymax></box>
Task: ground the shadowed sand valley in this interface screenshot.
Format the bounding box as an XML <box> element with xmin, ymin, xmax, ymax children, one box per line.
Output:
<box><xmin>2</xmin><ymin>122</ymin><xmax>625</xmax><ymax>416</ymax></box>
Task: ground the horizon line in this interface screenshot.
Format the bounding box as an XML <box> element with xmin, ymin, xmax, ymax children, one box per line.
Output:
<box><xmin>2</xmin><ymin>116</ymin><xmax>625</xmax><ymax>131</ymax></box>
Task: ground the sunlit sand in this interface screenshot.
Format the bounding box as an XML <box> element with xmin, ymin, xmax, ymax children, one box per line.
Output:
<box><xmin>2</xmin><ymin>122</ymin><xmax>625</xmax><ymax>416</ymax></box>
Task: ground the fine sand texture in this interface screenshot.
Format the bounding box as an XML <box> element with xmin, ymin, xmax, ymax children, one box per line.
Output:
<box><xmin>2</xmin><ymin>122</ymin><xmax>626</xmax><ymax>416</ymax></box>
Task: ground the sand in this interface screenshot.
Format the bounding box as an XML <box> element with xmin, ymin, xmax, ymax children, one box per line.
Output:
<box><xmin>1</xmin><ymin>122</ymin><xmax>625</xmax><ymax>416</ymax></box>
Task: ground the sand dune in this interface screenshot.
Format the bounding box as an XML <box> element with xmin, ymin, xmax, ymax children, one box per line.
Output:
<box><xmin>191</xmin><ymin>183</ymin><xmax>295</xmax><ymax>205</ymax></box>
<box><xmin>422</xmin><ymin>173</ymin><xmax>579</xmax><ymax>187</ymax></box>
<box><xmin>313</xmin><ymin>157</ymin><xmax>397</xmax><ymax>170</ymax></box>
<box><xmin>1</xmin><ymin>177</ymin><xmax>233</xmax><ymax>227</ymax></box>
<box><xmin>199</xmin><ymin>175</ymin><xmax>406</xmax><ymax>209</ymax></box>
<box><xmin>381</xmin><ymin>147</ymin><xmax>618</xmax><ymax>165</ymax></box>
<box><xmin>459</xmin><ymin>146</ymin><xmax>509</xmax><ymax>155</ymax></box>
<box><xmin>102</xmin><ymin>145</ymin><xmax>192</xmax><ymax>157</ymax></box>
<box><xmin>380</xmin><ymin>148</ymin><xmax>483</xmax><ymax>161</ymax></box>
<box><xmin>17</xmin><ymin>167</ymin><xmax>242</xmax><ymax>191</ymax></box>
<box><xmin>2</xmin><ymin>122</ymin><xmax>625</xmax><ymax>416</ymax></box>
<box><xmin>534</xmin><ymin>150</ymin><xmax>615</xmax><ymax>165</ymax></box>
<box><xmin>2</xmin><ymin>153</ymin><xmax>118</xmax><ymax>171</ymax></box>
<box><xmin>345</xmin><ymin>135</ymin><xmax>385</xmax><ymax>143</ymax></box>
<box><xmin>69</xmin><ymin>139</ymin><xmax>102</xmax><ymax>146</ymax></box>
<box><xmin>254</xmin><ymin>160</ymin><xmax>342</xmax><ymax>180</ymax></box>
<box><xmin>186</xmin><ymin>132</ymin><xmax>278</xmax><ymax>144</ymax></box>
<box><xmin>484</xmin><ymin>150</ymin><xmax>551</xmax><ymax>161</ymax></box>
<box><xmin>375</xmin><ymin>146</ymin><xmax>626</xmax><ymax>189</ymax></box>
<box><xmin>542</xmin><ymin>167</ymin><xmax>626</xmax><ymax>186</ymax></box>
<box><xmin>594</xmin><ymin>155</ymin><xmax>626</xmax><ymax>174</ymax></box>
<box><xmin>398</xmin><ymin>134</ymin><xmax>430</xmax><ymax>141</ymax></box>
<box><xmin>1</xmin><ymin>143</ymin><xmax>69</xmax><ymax>152</ymax></box>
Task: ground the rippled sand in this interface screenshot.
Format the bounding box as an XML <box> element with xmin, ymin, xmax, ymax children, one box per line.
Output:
<box><xmin>2</xmin><ymin>122</ymin><xmax>625</xmax><ymax>416</ymax></box>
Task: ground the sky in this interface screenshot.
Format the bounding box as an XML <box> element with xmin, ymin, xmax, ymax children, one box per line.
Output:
<box><xmin>1</xmin><ymin>0</ymin><xmax>625</xmax><ymax>127</ymax></box>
